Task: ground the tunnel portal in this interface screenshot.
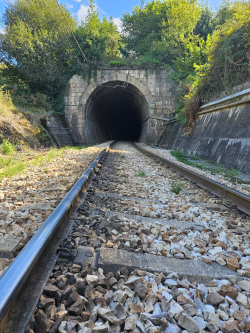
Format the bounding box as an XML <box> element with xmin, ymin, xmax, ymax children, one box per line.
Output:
<box><xmin>85</xmin><ymin>81</ymin><xmax>149</xmax><ymax>143</ymax></box>
<box><xmin>65</xmin><ymin>69</ymin><xmax>178</xmax><ymax>144</ymax></box>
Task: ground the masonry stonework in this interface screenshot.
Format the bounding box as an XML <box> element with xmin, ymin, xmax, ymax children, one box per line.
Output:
<box><xmin>64</xmin><ymin>67</ymin><xmax>177</xmax><ymax>144</ymax></box>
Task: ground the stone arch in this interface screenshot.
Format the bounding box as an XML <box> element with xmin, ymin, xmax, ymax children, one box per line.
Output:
<box><xmin>79</xmin><ymin>72</ymin><xmax>154</xmax><ymax>143</ymax></box>
<box><xmin>64</xmin><ymin>68</ymin><xmax>178</xmax><ymax>144</ymax></box>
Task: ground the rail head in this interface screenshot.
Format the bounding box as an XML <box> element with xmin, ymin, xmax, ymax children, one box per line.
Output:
<box><xmin>0</xmin><ymin>143</ymin><xmax>113</xmax><ymax>322</ymax></box>
<box><xmin>133</xmin><ymin>143</ymin><xmax>250</xmax><ymax>216</ymax></box>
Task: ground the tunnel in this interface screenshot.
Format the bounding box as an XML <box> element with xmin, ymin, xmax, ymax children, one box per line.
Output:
<box><xmin>85</xmin><ymin>81</ymin><xmax>149</xmax><ymax>143</ymax></box>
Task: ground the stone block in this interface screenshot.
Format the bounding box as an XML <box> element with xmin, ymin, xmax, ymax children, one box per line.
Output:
<box><xmin>95</xmin><ymin>249</ymin><xmax>238</xmax><ymax>282</ymax></box>
<box><xmin>0</xmin><ymin>234</ymin><xmax>20</xmax><ymax>258</ymax></box>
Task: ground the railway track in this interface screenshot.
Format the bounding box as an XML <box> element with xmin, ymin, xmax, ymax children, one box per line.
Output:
<box><xmin>1</xmin><ymin>141</ymin><xmax>250</xmax><ymax>333</ymax></box>
<box><xmin>133</xmin><ymin>143</ymin><xmax>250</xmax><ymax>217</ymax></box>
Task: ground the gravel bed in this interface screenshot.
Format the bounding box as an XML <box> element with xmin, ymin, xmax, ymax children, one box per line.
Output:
<box><xmin>0</xmin><ymin>143</ymin><xmax>111</xmax><ymax>276</ymax></box>
<box><xmin>27</xmin><ymin>264</ymin><xmax>250</xmax><ymax>333</ymax></box>
<box><xmin>89</xmin><ymin>143</ymin><xmax>250</xmax><ymax>275</ymax></box>
<box><xmin>25</xmin><ymin>143</ymin><xmax>250</xmax><ymax>333</ymax></box>
<box><xmin>137</xmin><ymin>144</ymin><xmax>250</xmax><ymax>197</ymax></box>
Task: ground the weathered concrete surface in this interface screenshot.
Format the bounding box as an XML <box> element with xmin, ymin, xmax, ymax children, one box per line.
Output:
<box><xmin>74</xmin><ymin>246</ymin><xmax>95</xmax><ymax>270</ymax></box>
<box><xmin>105</xmin><ymin>211</ymin><xmax>204</xmax><ymax>231</ymax></box>
<box><xmin>16</xmin><ymin>202</ymin><xmax>51</xmax><ymax>211</ymax></box>
<box><xmin>95</xmin><ymin>248</ymin><xmax>238</xmax><ymax>282</ymax></box>
<box><xmin>44</xmin><ymin>114</ymin><xmax>75</xmax><ymax>147</ymax></box>
<box><xmin>0</xmin><ymin>235</ymin><xmax>20</xmax><ymax>258</ymax></box>
<box><xmin>64</xmin><ymin>67</ymin><xmax>177</xmax><ymax>144</ymax></box>
<box><xmin>159</xmin><ymin>89</ymin><xmax>250</xmax><ymax>173</ymax></box>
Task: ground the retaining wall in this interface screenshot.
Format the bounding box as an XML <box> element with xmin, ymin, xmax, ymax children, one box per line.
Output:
<box><xmin>45</xmin><ymin>114</ymin><xmax>76</xmax><ymax>148</ymax></box>
<box><xmin>159</xmin><ymin>87</ymin><xmax>250</xmax><ymax>173</ymax></box>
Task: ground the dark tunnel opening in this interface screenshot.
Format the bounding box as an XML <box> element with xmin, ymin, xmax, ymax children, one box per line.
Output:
<box><xmin>85</xmin><ymin>81</ymin><xmax>149</xmax><ymax>143</ymax></box>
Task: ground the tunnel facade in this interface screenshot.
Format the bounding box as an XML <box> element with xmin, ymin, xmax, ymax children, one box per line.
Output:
<box><xmin>64</xmin><ymin>68</ymin><xmax>177</xmax><ymax>144</ymax></box>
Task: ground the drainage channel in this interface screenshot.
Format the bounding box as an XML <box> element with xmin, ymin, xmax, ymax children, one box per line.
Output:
<box><xmin>1</xmin><ymin>142</ymin><xmax>250</xmax><ymax>333</ymax></box>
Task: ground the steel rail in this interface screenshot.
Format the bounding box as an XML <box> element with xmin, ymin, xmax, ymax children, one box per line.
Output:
<box><xmin>0</xmin><ymin>144</ymin><xmax>111</xmax><ymax>323</ymax></box>
<box><xmin>133</xmin><ymin>143</ymin><xmax>250</xmax><ymax>216</ymax></box>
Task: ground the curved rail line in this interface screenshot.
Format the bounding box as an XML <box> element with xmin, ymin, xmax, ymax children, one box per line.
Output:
<box><xmin>133</xmin><ymin>143</ymin><xmax>250</xmax><ymax>216</ymax></box>
<box><xmin>0</xmin><ymin>143</ymin><xmax>112</xmax><ymax>332</ymax></box>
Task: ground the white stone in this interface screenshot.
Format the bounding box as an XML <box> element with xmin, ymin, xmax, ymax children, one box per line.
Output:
<box><xmin>86</xmin><ymin>275</ymin><xmax>99</xmax><ymax>284</ymax></box>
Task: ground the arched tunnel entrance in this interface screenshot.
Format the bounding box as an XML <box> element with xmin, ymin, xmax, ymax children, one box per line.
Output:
<box><xmin>85</xmin><ymin>81</ymin><xmax>149</xmax><ymax>143</ymax></box>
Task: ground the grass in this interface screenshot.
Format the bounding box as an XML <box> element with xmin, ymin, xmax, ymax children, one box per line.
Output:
<box><xmin>0</xmin><ymin>161</ymin><xmax>25</xmax><ymax>178</ymax></box>
<box><xmin>1</xmin><ymin>139</ymin><xmax>15</xmax><ymax>155</ymax></box>
<box><xmin>0</xmin><ymin>88</ymin><xmax>17</xmax><ymax>116</ymax></box>
<box><xmin>64</xmin><ymin>145</ymin><xmax>88</xmax><ymax>150</ymax></box>
<box><xmin>0</xmin><ymin>156</ymin><xmax>14</xmax><ymax>167</ymax></box>
<box><xmin>170</xmin><ymin>149</ymin><xmax>239</xmax><ymax>183</ymax></box>
<box><xmin>170</xmin><ymin>150</ymin><xmax>182</xmax><ymax>159</ymax></box>
<box><xmin>170</xmin><ymin>150</ymin><xmax>192</xmax><ymax>165</ymax></box>
<box><xmin>171</xmin><ymin>181</ymin><xmax>183</xmax><ymax>194</ymax></box>
<box><xmin>0</xmin><ymin>145</ymin><xmax>84</xmax><ymax>180</ymax></box>
<box><xmin>121</xmin><ymin>155</ymin><xmax>125</xmax><ymax>158</ymax></box>
<box><xmin>137</xmin><ymin>171</ymin><xmax>146</xmax><ymax>177</ymax></box>
<box><xmin>225</xmin><ymin>167</ymin><xmax>238</xmax><ymax>178</ymax></box>
<box><xmin>193</xmin><ymin>162</ymin><xmax>206</xmax><ymax>170</ymax></box>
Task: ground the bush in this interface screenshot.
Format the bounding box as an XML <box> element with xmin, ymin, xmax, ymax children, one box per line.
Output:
<box><xmin>33</xmin><ymin>93</ymin><xmax>51</xmax><ymax>111</ymax></box>
<box><xmin>173</xmin><ymin>1</ymin><xmax>250</xmax><ymax>132</ymax></box>
<box><xmin>1</xmin><ymin>139</ymin><xmax>15</xmax><ymax>155</ymax></box>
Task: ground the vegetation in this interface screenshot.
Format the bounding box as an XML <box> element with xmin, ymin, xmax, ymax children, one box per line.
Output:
<box><xmin>137</xmin><ymin>171</ymin><xmax>146</xmax><ymax>177</ymax></box>
<box><xmin>171</xmin><ymin>181</ymin><xmax>183</xmax><ymax>194</ymax></box>
<box><xmin>121</xmin><ymin>0</ymin><xmax>201</xmax><ymax>64</ymax></box>
<box><xmin>0</xmin><ymin>145</ymin><xmax>84</xmax><ymax>179</ymax></box>
<box><xmin>0</xmin><ymin>0</ymin><xmax>121</xmax><ymax>110</ymax></box>
<box><xmin>0</xmin><ymin>0</ymin><xmax>78</xmax><ymax>112</ymax></box>
<box><xmin>170</xmin><ymin>149</ymin><xmax>240</xmax><ymax>182</ymax></box>
<box><xmin>0</xmin><ymin>0</ymin><xmax>249</xmax><ymax>129</ymax></box>
<box><xmin>1</xmin><ymin>139</ymin><xmax>15</xmax><ymax>155</ymax></box>
<box><xmin>172</xmin><ymin>1</ymin><xmax>250</xmax><ymax>131</ymax></box>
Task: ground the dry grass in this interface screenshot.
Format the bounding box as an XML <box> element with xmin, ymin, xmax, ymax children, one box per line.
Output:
<box><xmin>0</xmin><ymin>88</ymin><xmax>47</xmax><ymax>147</ymax></box>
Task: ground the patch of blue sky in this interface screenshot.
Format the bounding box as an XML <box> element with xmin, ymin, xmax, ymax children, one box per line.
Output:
<box><xmin>0</xmin><ymin>0</ymin><xmax>222</xmax><ymax>31</ymax></box>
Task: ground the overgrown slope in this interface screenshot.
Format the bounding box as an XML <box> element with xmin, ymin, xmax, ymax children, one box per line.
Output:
<box><xmin>0</xmin><ymin>90</ymin><xmax>53</xmax><ymax>148</ymax></box>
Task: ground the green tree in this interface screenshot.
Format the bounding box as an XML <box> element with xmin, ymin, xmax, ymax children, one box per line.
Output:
<box><xmin>0</xmin><ymin>0</ymin><xmax>77</xmax><ymax>111</ymax></box>
<box><xmin>202</xmin><ymin>0</ymin><xmax>250</xmax><ymax>97</ymax></box>
<box><xmin>174</xmin><ymin>0</ymin><xmax>250</xmax><ymax>129</ymax></box>
<box><xmin>194</xmin><ymin>1</ymin><xmax>215</xmax><ymax>40</ymax></box>
<box><xmin>74</xmin><ymin>0</ymin><xmax>121</xmax><ymax>63</ymax></box>
<box><xmin>213</xmin><ymin>0</ymin><xmax>237</xmax><ymax>28</ymax></box>
<box><xmin>121</xmin><ymin>0</ymin><xmax>201</xmax><ymax>64</ymax></box>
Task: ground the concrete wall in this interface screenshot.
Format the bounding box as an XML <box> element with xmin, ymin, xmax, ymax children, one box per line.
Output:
<box><xmin>159</xmin><ymin>88</ymin><xmax>250</xmax><ymax>173</ymax></box>
<box><xmin>64</xmin><ymin>67</ymin><xmax>177</xmax><ymax>144</ymax></box>
<box><xmin>45</xmin><ymin>114</ymin><xmax>76</xmax><ymax>148</ymax></box>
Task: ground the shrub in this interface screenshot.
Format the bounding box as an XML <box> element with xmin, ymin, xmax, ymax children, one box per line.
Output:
<box><xmin>33</xmin><ymin>93</ymin><xmax>51</xmax><ymax>111</ymax></box>
<box><xmin>1</xmin><ymin>139</ymin><xmax>15</xmax><ymax>155</ymax></box>
<box><xmin>174</xmin><ymin>1</ymin><xmax>250</xmax><ymax>132</ymax></box>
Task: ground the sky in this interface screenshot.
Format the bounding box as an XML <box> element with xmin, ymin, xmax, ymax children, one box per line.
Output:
<box><xmin>0</xmin><ymin>0</ymin><xmax>222</xmax><ymax>30</ymax></box>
